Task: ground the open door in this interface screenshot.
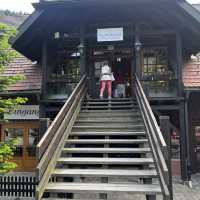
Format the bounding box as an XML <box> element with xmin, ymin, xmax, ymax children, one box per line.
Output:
<box><xmin>89</xmin><ymin>46</ymin><xmax>134</xmax><ymax>98</ymax></box>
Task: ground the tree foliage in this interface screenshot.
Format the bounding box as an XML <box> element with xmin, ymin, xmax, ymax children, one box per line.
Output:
<box><xmin>0</xmin><ymin>139</ymin><xmax>19</xmax><ymax>174</ymax></box>
<box><xmin>0</xmin><ymin>23</ymin><xmax>28</xmax><ymax>174</ymax></box>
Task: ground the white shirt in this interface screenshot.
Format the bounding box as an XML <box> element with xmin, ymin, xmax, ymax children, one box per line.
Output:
<box><xmin>101</xmin><ymin>65</ymin><xmax>112</xmax><ymax>81</ymax></box>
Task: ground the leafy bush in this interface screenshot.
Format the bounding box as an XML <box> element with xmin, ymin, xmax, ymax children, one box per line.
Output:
<box><xmin>0</xmin><ymin>138</ymin><xmax>19</xmax><ymax>174</ymax></box>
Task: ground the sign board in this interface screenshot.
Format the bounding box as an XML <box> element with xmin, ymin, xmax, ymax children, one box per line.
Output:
<box><xmin>97</xmin><ymin>28</ymin><xmax>123</xmax><ymax>42</ymax></box>
<box><xmin>4</xmin><ymin>105</ymin><xmax>39</xmax><ymax>120</ymax></box>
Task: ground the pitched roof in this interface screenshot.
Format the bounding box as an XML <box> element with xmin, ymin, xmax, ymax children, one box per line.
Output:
<box><xmin>11</xmin><ymin>1</ymin><xmax>200</xmax><ymax>61</ymax></box>
<box><xmin>2</xmin><ymin>56</ymin><xmax>42</xmax><ymax>93</ymax></box>
<box><xmin>183</xmin><ymin>56</ymin><xmax>200</xmax><ymax>89</ymax></box>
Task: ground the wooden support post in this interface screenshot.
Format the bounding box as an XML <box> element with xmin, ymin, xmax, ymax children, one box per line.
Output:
<box><xmin>184</xmin><ymin>91</ymin><xmax>192</xmax><ymax>185</ymax></box>
<box><xmin>41</xmin><ymin>40</ymin><xmax>47</xmax><ymax>99</ymax></box>
<box><xmin>176</xmin><ymin>33</ymin><xmax>183</xmax><ymax>97</ymax></box>
<box><xmin>80</xmin><ymin>25</ymin><xmax>86</xmax><ymax>76</ymax></box>
<box><xmin>134</xmin><ymin>27</ymin><xmax>142</xmax><ymax>80</ymax></box>
<box><xmin>88</xmin><ymin>48</ymin><xmax>94</xmax><ymax>97</ymax></box>
<box><xmin>159</xmin><ymin>116</ymin><xmax>173</xmax><ymax>200</ymax></box>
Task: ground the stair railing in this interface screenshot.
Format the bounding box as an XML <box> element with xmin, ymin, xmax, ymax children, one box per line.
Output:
<box><xmin>135</xmin><ymin>74</ymin><xmax>171</xmax><ymax>200</ymax></box>
<box><xmin>36</xmin><ymin>75</ymin><xmax>87</xmax><ymax>200</ymax></box>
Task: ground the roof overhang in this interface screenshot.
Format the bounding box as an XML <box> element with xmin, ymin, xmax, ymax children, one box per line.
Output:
<box><xmin>11</xmin><ymin>0</ymin><xmax>200</xmax><ymax>61</ymax></box>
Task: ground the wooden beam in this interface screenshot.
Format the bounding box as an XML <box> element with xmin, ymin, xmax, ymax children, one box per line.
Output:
<box><xmin>11</xmin><ymin>10</ymin><xmax>43</xmax><ymax>45</ymax></box>
<box><xmin>161</xmin><ymin>3</ymin><xmax>200</xmax><ymax>36</ymax></box>
<box><xmin>41</xmin><ymin>40</ymin><xmax>47</xmax><ymax>100</ymax></box>
<box><xmin>80</xmin><ymin>25</ymin><xmax>86</xmax><ymax>76</ymax></box>
<box><xmin>176</xmin><ymin>33</ymin><xmax>184</xmax><ymax>97</ymax></box>
<box><xmin>177</xmin><ymin>1</ymin><xmax>200</xmax><ymax>25</ymax></box>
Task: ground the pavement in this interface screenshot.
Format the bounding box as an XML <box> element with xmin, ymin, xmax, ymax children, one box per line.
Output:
<box><xmin>0</xmin><ymin>174</ymin><xmax>200</xmax><ymax>200</ymax></box>
<box><xmin>172</xmin><ymin>174</ymin><xmax>200</xmax><ymax>200</ymax></box>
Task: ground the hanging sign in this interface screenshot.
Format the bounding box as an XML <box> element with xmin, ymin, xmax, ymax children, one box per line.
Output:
<box><xmin>4</xmin><ymin>105</ymin><xmax>39</xmax><ymax>120</ymax></box>
<box><xmin>97</xmin><ymin>28</ymin><xmax>123</xmax><ymax>42</ymax></box>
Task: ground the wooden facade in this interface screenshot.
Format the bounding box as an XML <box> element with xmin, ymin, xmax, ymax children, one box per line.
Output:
<box><xmin>7</xmin><ymin>0</ymin><xmax>200</xmax><ymax>180</ymax></box>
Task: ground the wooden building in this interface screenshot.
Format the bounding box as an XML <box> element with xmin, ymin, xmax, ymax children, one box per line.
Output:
<box><xmin>0</xmin><ymin>56</ymin><xmax>41</xmax><ymax>171</ymax></box>
<box><xmin>2</xmin><ymin>0</ymin><xmax>200</xmax><ymax>181</ymax></box>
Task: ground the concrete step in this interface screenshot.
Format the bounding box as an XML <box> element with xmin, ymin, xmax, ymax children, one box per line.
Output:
<box><xmin>62</xmin><ymin>147</ymin><xmax>151</xmax><ymax>154</ymax></box>
<box><xmin>83</xmin><ymin>101</ymin><xmax>136</xmax><ymax>106</ymax></box>
<box><xmin>74</xmin><ymin>122</ymin><xmax>143</xmax><ymax>126</ymax></box>
<box><xmin>70</xmin><ymin>131</ymin><xmax>146</xmax><ymax>136</ymax></box>
<box><xmin>57</xmin><ymin>157</ymin><xmax>154</xmax><ymax>165</ymax></box>
<box><xmin>80</xmin><ymin>109</ymin><xmax>139</xmax><ymax>114</ymax></box>
<box><xmin>65</xmin><ymin>139</ymin><xmax>148</xmax><ymax>144</ymax></box>
<box><xmin>82</xmin><ymin>105</ymin><xmax>138</xmax><ymax>110</ymax></box>
<box><xmin>73</xmin><ymin>124</ymin><xmax>144</xmax><ymax>129</ymax></box>
<box><xmin>77</xmin><ymin>117</ymin><xmax>142</xmax><ymax>122</ymax></box>
<box><xmin>72</xmin><ymin>125</ymin><xmax>145</xmax><ymax>132</ymax></box>
<box><xmin>45</xmin><ymin>182</ymin><xmax>161</xmax><ymax>194</ymax></box>
<box><xmin>86</xmin><ymin>98</ymin><xmax>136</xmax><ymax>102</ymax></box>
<box><xmin>52</xmin><ymin>169</ymin><xmax>157</xmax><ymax>178</ymax></box>
<box><xmin>78</xmin><ymin>113</ymin><xmax>141</xmax><ymax>118</ymax></box>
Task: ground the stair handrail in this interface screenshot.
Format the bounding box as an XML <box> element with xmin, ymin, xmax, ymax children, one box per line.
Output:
<box><xmin>135</xmin><ymin>74</ymin><xmax>170</xmax><ymax>200</ymax></box>
<box><xmin>36</xmin><ymin>75</ymin><xmax>87</xmax><ymax>200</ymax></box>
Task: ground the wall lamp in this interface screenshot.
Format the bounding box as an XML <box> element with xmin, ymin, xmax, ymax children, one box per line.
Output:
<box><xmin>135</xmin><ymin>35</ymin><xmax>142</xmax><ymax>52</ymax></box>
<box><xmin>78</xmin><ymin>43</ymin><xmax>85</xmax><ymax>55</ymax></box>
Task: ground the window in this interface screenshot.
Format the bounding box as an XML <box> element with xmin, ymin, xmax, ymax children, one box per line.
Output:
<box><xmin>27</xmin><ymin>128</ymin><xmax>39</xmax><ymax>157</ymax></box>
<box><xmin>143</xmin><ymin>48</ymin><xmax>168</xmax><ymax>77</ymax></box>
<box><xmin>29</xmin><ymin>128</ymin><xmax>39</xmax><ymax>146</ymax></box>
<box><xmin>47</xmin><ymin>49</ymin><xmax>81</xmax><ymax>99</ymax></box>
<box><xmin>4</xmin><ymin>128</ymin><xmax>23</xmax><ymax>157</ymax></box>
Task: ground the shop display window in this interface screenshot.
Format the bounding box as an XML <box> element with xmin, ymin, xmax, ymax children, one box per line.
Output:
<box><xmin>4</xmin><ymin>128</ymin><xmax>23</xmax><ymax>157</ymax></box>
<box><xmin>47</xmin><ymin>49</ymin><xmax>81</xmax><ymax>99</ymax></box>
<box><xmin>142</xmin><ymin>48</ymin><xmax>177</xmax><ymax>97</ymax></box>
<box><xmin>143</xmin><ymin>48</ymin><xmax>170</xmax><ymax>78</ymax></box>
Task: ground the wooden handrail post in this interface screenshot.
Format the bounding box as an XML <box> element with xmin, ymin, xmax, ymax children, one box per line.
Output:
<box><xmin>159</xmin><ymin>116</ymin><xmax>173</xmax><ymax>200</ymax></box>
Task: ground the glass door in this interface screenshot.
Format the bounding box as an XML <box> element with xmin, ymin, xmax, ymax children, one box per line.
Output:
<box><xmin>1</xmin><ymin>122</ymin><xmax>39</xmax><ymax>171</ymax></box>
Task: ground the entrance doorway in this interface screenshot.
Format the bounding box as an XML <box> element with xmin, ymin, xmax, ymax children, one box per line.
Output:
<box><xmin>89</xmin><ymin>46</ymin><xmax>134</xmax><ymax>98</ymax></box>
<box><xmin>1</xmin><ymin>122</ymin><xmax>39</xmax><ymax>171</ymax></box>
<box><xmin>193</xmin><ymin>123</ymin><xmax>200</xmax><ymax>172</ymax></box>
